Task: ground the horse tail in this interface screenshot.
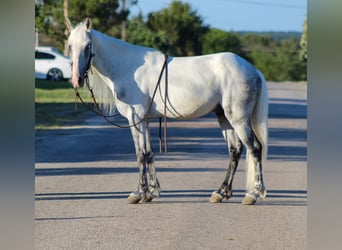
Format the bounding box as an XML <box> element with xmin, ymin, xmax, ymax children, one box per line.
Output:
<box><xmin>247</xmin><ymin>70</ymin><xmax>268</xmax><ymax>198</ymax></box>
<box><xmin>253</xmin><ymin>70</ymin><xmax>268</xmax><ymax>163</ymax></box>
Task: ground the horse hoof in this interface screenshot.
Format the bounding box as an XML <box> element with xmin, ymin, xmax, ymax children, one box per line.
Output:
<box><xmin>139</xmin><ymin>198</ymin><xmax>152</xmax><ymax>204</ymax></box>
<box><xmin>126</xmin><ymin>193</ymin><xmax>141</xmax><ymax>204</ymax></box>
<box><xmin>242</xmin><ymin>194</ymin><xmax>256</xmax><ymax>205</ymax></box>
<box><xmin>140</xmin><ymin>192</ymin><xmax>154</xmax><ymax>203</ymax></box>
<box><xmin>209</xmin><ymin>192</ymin><xmax>223</xmax><ymax>203</ymax></box>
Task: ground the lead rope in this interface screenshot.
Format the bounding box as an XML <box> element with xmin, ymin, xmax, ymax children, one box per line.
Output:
<box><xmin>163</xmin><ymin>54</ymin><xmax>168</xmax><ymax>153</ymax></box>
<box><xmin>75</xmin><ymin>54</ymin><xmax>169</xmax><ymax>152</ymax></box>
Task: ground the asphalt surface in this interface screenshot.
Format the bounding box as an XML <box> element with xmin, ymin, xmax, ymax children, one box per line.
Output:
<box><xmin>35</xmin><ymin>82</ymin><xmax>307</xmax><ymax>250</ymax></box>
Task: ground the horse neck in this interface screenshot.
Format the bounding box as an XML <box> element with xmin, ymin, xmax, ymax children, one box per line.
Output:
<box><xmin>90</xmin><ymin>30</ymin><xmax>147</xmax><ymax>85</ymax></box>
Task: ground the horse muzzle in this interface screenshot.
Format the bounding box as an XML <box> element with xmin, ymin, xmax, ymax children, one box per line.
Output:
<box><xmin>78</xmin><ymin>76</ymin><xmax>85</xmax><ymax>87</ymax></box>
<box><xmin>72</xmin><ymin>75</ymin><xmax>85</xmax><ymax>89</ymax></box>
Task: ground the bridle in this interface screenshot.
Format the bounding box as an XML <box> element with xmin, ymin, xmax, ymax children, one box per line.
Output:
<box><xmin>84</xmin><ymin>37</ymin><xmax>95</xmax><ymax>76</ymax></box>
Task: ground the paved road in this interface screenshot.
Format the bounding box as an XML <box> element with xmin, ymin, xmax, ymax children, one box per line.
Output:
<box><xmin>35</xmin><ymin>82</ymin><xmax>307</xmax><ymax>250</ymax></box>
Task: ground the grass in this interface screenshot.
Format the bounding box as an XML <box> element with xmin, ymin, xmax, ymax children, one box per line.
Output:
<box><xmin>35</xmin><ymin>79</ymin><xmax>92</xmax><ymax>129</ymax></box>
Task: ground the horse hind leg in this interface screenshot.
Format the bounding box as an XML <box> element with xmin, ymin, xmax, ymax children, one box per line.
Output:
<box><xmin>209</xmin><ymin>129</ymin><xmax>243</xmax><ymax>203</ymax></box>
<box><xmin>232</xmin><ymin>120</ymin><xmax>266</xmax><ymax>205</ymax></box>
<box><xmin>210</xmin><ymin>107</ymin><xmax>243</xmax><ymax>203</ymax></box>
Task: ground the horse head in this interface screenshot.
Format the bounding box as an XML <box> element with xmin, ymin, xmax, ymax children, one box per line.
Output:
<box><xmin>67</xmin><ymin>18</ymin><xmax>94</xmax><ymax>89</ymax></box>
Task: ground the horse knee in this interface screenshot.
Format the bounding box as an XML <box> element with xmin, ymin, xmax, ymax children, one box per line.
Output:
<box><xmin>137</xmin><ymin>150</ymin><xmax>154</xmax><ymax>164</ymax></box>
<box><xmin>251</xmin><ymin>142</ymin><xmax>262</xmax><ymax>162</ymax></box>
<box><xmin>146</xmin><ymin>150</ymin><xmax>154</xmax><ymax>164</ymax></box>
<box><xmin>137</xmin><ymin>150</ymin><xmax>145</xmax><ymax>164</ymax></box>
<box><xmin>229</xmin><ymin>144</ymin><xmax>243</xmax><ymax>161</ymax></box>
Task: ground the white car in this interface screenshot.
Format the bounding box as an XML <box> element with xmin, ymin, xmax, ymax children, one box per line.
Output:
<box><xmin>35</xmin><ymin>46</ymin><xmax>72</xmax><ymax>80</ymax></box>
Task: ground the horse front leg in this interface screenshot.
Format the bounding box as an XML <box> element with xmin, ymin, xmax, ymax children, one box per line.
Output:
<box><xmin>126</xmin><ymin>123</ymin><xmax>150</xmax><ymax>204</ymax></box>
<box><xmin>145</xmin><ymin>122</ymin><xmax>161</xmax><ymax>199</ymax></box>
<box><xmin>233</xmin><ymin>121</ymin><xmax>267</xmax><ymax>205</ymax></box>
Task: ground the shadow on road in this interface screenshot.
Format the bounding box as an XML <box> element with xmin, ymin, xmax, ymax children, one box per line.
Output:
<box><xmin>35</xmin><ymin>97</ymin><xmax>307</xmax><ymax>163</ymax></box>
<box><xmin>269</xmin><ymin>98</ymin><xmax>307</xmax><ymax>119</ymax></box>
<box><xmin>35</xmin><ymin>166</ymin><xmax>230</xmax><ymax>177</ymax></box>
<box><xmin>35</xmin><ymin>189</ymin><xmax>307</xmax><ymax>207</ymax></box>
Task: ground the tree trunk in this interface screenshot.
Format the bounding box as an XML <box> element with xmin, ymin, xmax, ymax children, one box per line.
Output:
<box><xmin>121</xmin><ymin>0</ymin><xmax>126</xmax><ymax>41</ymax></box>
<box><xmin>63</xmin><ymin>0</ymin><xmax>69</xmax><ymax>56</ymax></box>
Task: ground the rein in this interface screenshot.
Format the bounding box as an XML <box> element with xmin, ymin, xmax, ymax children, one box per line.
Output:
<box><xmin>75</xmin><ymin>54</ymin><xmax>169</xmax><ymax>152</ymax></box>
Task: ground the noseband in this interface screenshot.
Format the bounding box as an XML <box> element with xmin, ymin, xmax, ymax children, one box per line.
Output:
<box><xmin>84</xmin><ymin>34</ymin><xmax>95</xmax><ymax>79</ymax></box>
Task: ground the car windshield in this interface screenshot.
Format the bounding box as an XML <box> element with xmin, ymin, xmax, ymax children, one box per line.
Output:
<box><xmin>35</xmin><ymin>51</ymin><xmax>55</xmax><ymax>60</ymax></box>
<box><xmin>35</xmin><ymin>47</ymin><xmax>70</xmax><ymax>60</ymax></box>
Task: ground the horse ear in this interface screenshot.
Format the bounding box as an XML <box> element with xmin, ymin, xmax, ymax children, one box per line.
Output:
<box><xmin>85</xmin><ymin>18</ymin><xmax>92</xmax><ymax>31</ymax></box>
<box><xmin>65</xmin><ymin>18</ymin><xmax>73</xmax><ymax>32</ymax></box>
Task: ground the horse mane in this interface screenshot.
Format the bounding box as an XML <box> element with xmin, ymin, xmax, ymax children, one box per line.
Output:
<box><xmin>87</xmin><ymin>66</ymin><xmax>117</xmax><ymax>116</ymax></box>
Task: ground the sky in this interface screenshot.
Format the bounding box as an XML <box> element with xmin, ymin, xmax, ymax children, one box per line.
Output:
<box><xmin>129</xmin><ymin>0</ymin><xmax>307</xmax><ymax>32</ymax></box>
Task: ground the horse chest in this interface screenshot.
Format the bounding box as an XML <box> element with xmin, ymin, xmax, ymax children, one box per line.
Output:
<box><xmin>115</xmin><ymin>88</ymin><xmax>126</xmax><ymax>100</ymax></box>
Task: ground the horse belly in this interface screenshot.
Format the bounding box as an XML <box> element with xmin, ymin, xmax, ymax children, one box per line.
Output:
<box><xmin>160</xmin><ymin>91</ymin><xmax>219</xmax><ymax>119</ymax></box>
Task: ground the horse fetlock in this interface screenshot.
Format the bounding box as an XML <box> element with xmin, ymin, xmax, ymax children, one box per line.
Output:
<box><xmin>149</xmin><ymin>185</ymin><xmax>161</xmax><ymax>197</ymax></box>
<box><xmin>223</xmin><ymin>189</ymin><xmax>233</xmax><ymax>200</ymax></box>
<box><xmin>254</xmin><ymin>182</ymin><xmax>266</xmax><ymax>199</ymax></box>
<box><xmin>254</xmin><ymin>182</ymin><xmax>262</xmax><ymax>191</ymax></box>
<box><xmin>146</xmin><ymin>151</ymin><xmax>154</xmax><ymax>164</ymax></box>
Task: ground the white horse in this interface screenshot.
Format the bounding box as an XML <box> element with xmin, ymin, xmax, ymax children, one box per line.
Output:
<box><xmin>67</xmin><ymin>18</ymin><xmax>268</xmax><ymax>205</ymax></box>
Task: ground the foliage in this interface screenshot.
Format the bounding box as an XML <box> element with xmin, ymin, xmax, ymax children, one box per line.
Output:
<box><xmin>241</xmin><ymin>34</ymin><xmax>306</xmax><ymax>81</ymax></box>
<box><xmin>68</xmin><ymin>0</ymin><xmax>123</xmax><ymax>37</ymax></box>
<box><xmin>35</xmin><ymin>0</ymin><xmax>128</xmax><ymax>52</ymax></box>
<box><xmin>202</xmin><ymin>28</ymin><xmax>249</xmax><ymax>59</ymax></box>
<box><xmin>300</xmin><ymin>17</ymin><xmax>307</xmax><ymax>61</ymax></box>
<box><xmin>126</xmin><ymin>15</ymin><xmax>168</xmax><ymax>51</ymax></box>
<box><xmin>146</xmin><ymin>1</ymin><xmax>208</xmax><ymax>56</ymax></box>
<box><xmin>35</xmin><ymin>0</ymin><xmax>66</xmax><ymax>52</ymax></box>
<box><xmin>238</xmin><ymin>31</ymin><xmax>301</xmax><ymax>42</ymax></box>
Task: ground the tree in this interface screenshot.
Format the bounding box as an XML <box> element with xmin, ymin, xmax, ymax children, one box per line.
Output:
<box><xmin>68</xmin><ymin>0</ymin><xmax>122</xmax><ymax>36</ymax></box>
<box><xmin>35</xmin><ymin>0</ymin><xmax>66</xmax><ymax>52</ymax></box>
<box><xmin>35</xmin><ymin>0</ymin><xmax>134</xmax><ymax>52</ymax></box>
<box><xmin>126</xmin><ymin>15</ymin><xmax>168</xmax><ymax>50</ymax></box>
<box><xmin>119</xmin><ymin>0</ymin><xmax>138</xmax><ymax>41</ymax></box>
<box><xmin>146</xmin><ymin>1</ymin><xmax>208</xmax><ymax>56</ymax></box>
<box><xmin>300</xmin><ymin>17</ymin><xmax>307</xmax><ymax>61</ymax></box>
<box><xmin>202</xmin><ymin>28</ymin><xmax>248</xmax><ymax>59</ymax></box>
<box><xmin>241</xmin><ymin>33</ymin><xmax>306</xmax><ymax>81</ymax></box>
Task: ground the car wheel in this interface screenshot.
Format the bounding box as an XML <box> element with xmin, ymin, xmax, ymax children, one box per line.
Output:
<box><xmin>47</xmin><ymin>68</ymin><xmax>63</xmax><ymax>81</ymax></box>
